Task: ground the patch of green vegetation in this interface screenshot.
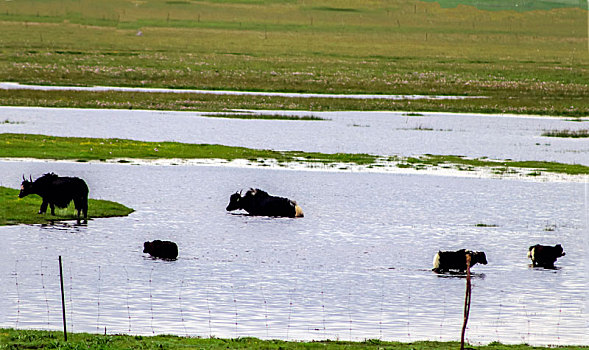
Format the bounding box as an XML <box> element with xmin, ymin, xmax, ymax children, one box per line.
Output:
<box><xmin>0</xmin><ymin>186</ymin><xmax>134</xmax><ymax>226</ymax></box>
<box><xmin>1</xmin><ymin>328</ymin><xmax>587</xmax><ymax>350</ymax></box>
<box><xmin>1</xmin><ymin>119</ymin><xmax>23</xmax><ymax>124</ymax></box>
<box><xmin>1</xmin><ymin>134</ymin><xmax>588</xmax><ymax>176</ymax></box>
<box><xmin>0</xmin><ymin>133</ymin><xmax>378</xmax><ymax>165</ymax></box>
<box><xmin>417</xmin><ymin>154</ymin><xmax>589</xmax><ymax>175</ymax></box>
<box><xmin>201</xmin><ymin>113</ymin><xmax>328</xmax><ymax>120</ymax></box>
<box><xmin>542</xmin><ymin>129</ymin><xmax>589</xmax><ymax>138</ymax></box>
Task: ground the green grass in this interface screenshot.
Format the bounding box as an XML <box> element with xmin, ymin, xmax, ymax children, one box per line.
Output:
<box><xmin>1</xmin><ymin>133</ymin><xmax>588</xmax><ymax>176</ymax></box>
<box><xmin>0</xmin><ymin>186</ymin><xmax>134</xmax><ymax>226</ymax></box>
<box><xmin>0</xmin><ymin>133</ymin><xmax>378</xmax><ymax>165</ymax></box>
<box><xmin>541</xmin><ymin>129</ymin><xmax>589</xmax><ymax>138</ymax></box>
<box><xmin>394</xmin><ymin>154</ymin><xmax>589</xmax><ymax>175</ymax></box>
<box><xmin>422</xmin><ymin>0</ymin><xmax>587</xmax><ymax>11</ymax></box>
<box><xmin>0</xmin><ymin>0</ymin><xmax>587</xmax><ymax>116</ymax></box>
<box><xmin>0</xmin><ymin>328</ymin><xmax>587</xmax><ymax>350</ymax></box>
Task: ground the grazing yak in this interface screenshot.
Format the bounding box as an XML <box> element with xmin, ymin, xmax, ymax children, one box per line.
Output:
<box><xmin>528</xmin><ymin>244</ymin><xmax>565</xmax><ymax>268</ymax></box>
<box><xmin>432</xmin><ymin>249</ymin><xmax>488</xmax><ymax>273</ymax></box>
<box><xmin>143</xmin><ymin>240</ymin><xmax>178</xmax><ymax>260</ymax></box>
<box><xmin>226</xmin><ymin>188</ymin><xmax>304</xmax><ymax>218</ymax></box>
<box><xmin>19</xmin><ymin>173</ymin><xmax>89</xmax><ymax>219</ymax></box>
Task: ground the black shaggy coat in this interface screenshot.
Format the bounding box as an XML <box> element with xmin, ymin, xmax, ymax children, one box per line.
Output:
<box><xmin>226</xmin><ymin>188</ymin><xmax>304</xmax><ymax>218</ymax></box>
<box><xmin>528</xmin><ymin>244</ymin><xmax>565</xmax><ymax>268</ymax></box>
<box><xmin>143</xmin><ymin>240</ymin><xmax>178</xmax><ymax>260</ymax></box>
<box><xmin>19</xmin><ymin>173</ymin><xmax>89</xmax><ymax>218</ymax></box>
<box><xmin>432</xmin><ymin>249</ymin><xmax>488</xmax><ymax>273</ymax></box>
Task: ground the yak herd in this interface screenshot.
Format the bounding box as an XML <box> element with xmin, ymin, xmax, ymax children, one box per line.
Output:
<box><xmin>19</xmin><ymin>173</ymin><xmax>567</xmax><ymax>269</ymax></box>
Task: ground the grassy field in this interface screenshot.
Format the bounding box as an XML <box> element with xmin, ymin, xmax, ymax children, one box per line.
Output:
<box><xmin>0</xmin><ymin>0</ymin><xmax>587</xmax><ymax>116</ymax></box>
<box><xmin>0</xmin><ymin>186</ymin><xmax>134</xmax><ymax>226</ymax></box>
<box><xmin>1</xmin><ymin>133</ymin><xmax>588</xmax><ymax>175</ymax></box>
<box><xmin>422</xmin><ymin>0</ymin><xmax>587</xmax><ymax>11</ymax></box>
<box><xmin>1</xmin><ymin>328</ymin><xmax>588</xmax><ymax>350</ymax></box>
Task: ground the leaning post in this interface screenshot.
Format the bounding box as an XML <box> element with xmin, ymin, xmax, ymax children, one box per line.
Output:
<box><xmin>59</xmin><ymin>256</ymin><xmax>67</xmax><ymax>341</ymax></box>
<box><xmin>460</xmin><ymin>254</ymin><xmax>472</xmax><ymax>350</ymax></box>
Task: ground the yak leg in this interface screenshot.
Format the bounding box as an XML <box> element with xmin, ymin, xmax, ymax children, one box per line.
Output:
<box><xmin>74</xmin><ymin>197</ymin><xmax>88</xmax><ymax>218</ymax></box>
<box><xmin>39</xmin><ymin>200</ymin><xmax>48</xmax><ymax>214</ymax></box>
<box><xmin>50</xmin><ymin>203</ymin><xmax>55</xmax><ymax>215</ymax></box>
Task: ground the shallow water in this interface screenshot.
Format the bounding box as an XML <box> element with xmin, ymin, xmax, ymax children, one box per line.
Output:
<box><xmin>1</xmin><ymin>107</ymin><xmax>588</xmax><ymax>165</ymax></box>
<box><xmin>0</xmin><ymin>161</ymin><xmax>587</xmax><ymax>345</ymax></box>
<box><xmin>0</xmin><ymin>82</ymin><xmax>479</xmax><ymax>100</ymax></box>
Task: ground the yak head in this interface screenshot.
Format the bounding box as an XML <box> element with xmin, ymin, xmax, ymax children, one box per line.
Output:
<box><xmin>19</xmin><ymin>175</ymin><xmax>34</xmax><ymax>198</ymax></box>
<box><xmin>226</xmin><ymin>191</ymin><xmax>243</xmax><ymax>211</ymax></box>
<box><xmin>468</xmin><ymin>251</ymin><xmax>488</xmax><ymax>266</ymax></box>
<box><xmin>554</xmin><ymin>244</ymin><xmax>566</xmax><ymax>257</ymax></box>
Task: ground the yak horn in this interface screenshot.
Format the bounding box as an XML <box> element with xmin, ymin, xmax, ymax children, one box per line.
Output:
<box><xmin>29</xmin><ymin>175</ymin><xmax>33</xmax><ymax>182</ymax></box>
<box><xmin>22</xmin><ymin>174</ymin><xmax>26</xmax><ymax>181</ymax></box>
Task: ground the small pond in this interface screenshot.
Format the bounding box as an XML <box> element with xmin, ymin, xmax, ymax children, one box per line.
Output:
<box><xmin>0</xmin><ymin>161</ymin><xmax>587</xmax><ymax>345</ymax></box>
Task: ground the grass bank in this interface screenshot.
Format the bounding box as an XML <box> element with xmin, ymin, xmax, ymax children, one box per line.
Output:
<box><xmin>0</xmin><ymin>186</ymin><xmax>134</xmax><ymax>226</ymax></box>
<box><xmin>0</xmin><ymin>133</ymin><xmax>378</xmax><ymax>165</ymax></box>
<box><xmin>1</xmin><ymin>133</ymin><xmax>588</xmax><ymax>176</ymax></box>
<box><xmin>396</xmin><ymin>154</ymin><xmax>589</xmax><ymax>175</ymax></box>
<box><xmin>1</xmin><ymin>329</ymin><xmax>587</xmax><ymax>350</ymax></box>
<box><xmin>0</xmin><ymin>0</ymin><xmax>587</xmax><ymax>116</ymax></box>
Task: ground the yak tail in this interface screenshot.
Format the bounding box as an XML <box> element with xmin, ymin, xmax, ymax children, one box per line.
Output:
<box><xmin>432</xmin><ymin>252</ymin><xmax>441</xmax><ymax>271</ymax></box>
<box><xmin>294</xmin><ymin>205</ymin><xmax>304</xmax><ymax>218</ymax></box>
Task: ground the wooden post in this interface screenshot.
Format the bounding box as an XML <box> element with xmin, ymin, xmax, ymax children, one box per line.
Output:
<box><xmin>59</xmin><ymin>256</ymin><xmax>67</xmax><ymax>341</ymax></box>
<box><xmin>460</xmin><ymin>254</ymin><xmax>472</xmax><ymax>350</ymax></box>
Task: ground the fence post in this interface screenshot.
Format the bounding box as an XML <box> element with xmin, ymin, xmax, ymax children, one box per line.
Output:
<box><xmin>59</xmin><ymin>256</ymin><xmax>67</xmax><ymax>341</ymax></box>
<box><xmin>460</xmin><ymin>254</ymin><xmax>472</xmax><ymax>350</ymax></box>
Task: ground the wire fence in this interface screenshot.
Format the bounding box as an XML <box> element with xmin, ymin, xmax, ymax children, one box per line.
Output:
<box><xmin>2</xmin><ymin>257</ymin><xmax>586</xmax><ymax>346</ymax></box>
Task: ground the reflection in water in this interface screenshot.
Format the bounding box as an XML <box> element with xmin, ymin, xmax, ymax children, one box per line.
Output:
<box><xmin>0</xmin><ymin>162</ymin><xmax>587</xmax><ymax>345</ymax></box>
<box><xmin>40</xmin><ymin>220</ymin><xmax>88</xmax><ymax>229</ymax></box>
<box><xmin>434</xmin><ymin>272</ymin><xmax>487</xmax><ymax>280</ymax></box>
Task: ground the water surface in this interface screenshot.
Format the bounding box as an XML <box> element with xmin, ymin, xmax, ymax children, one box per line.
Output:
<box><xmin>0</xmin><ymin>161</ymin><xmax>586</xmax><ymax>345</ymax></box>
<box><xmin>1</xmin><ymin>107</ymin><xmax>588</xmax><ymax>165</ymax></box>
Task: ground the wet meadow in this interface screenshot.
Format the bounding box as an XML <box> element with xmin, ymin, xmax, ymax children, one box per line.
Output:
<box><xmin>0</xmin><ymin>0</ymin><xmax>588</xmax><ymax>347</ymax></box>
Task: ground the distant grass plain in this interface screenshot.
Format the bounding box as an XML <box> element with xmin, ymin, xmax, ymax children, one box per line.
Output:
<box><xmin>0</xmin><ymin>0</ymin><xmax>587</xmax><ymax>116</ymax></box>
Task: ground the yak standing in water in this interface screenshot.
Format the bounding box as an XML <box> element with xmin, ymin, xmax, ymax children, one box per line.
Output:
<box><xmin>226</xmin><ymin>188</ymin><xmax>304</xmax><ymax>218</ymax></box>
<box><xmin>19</xmin><ymin>173</ymin><xmax>89</xmax><ymax>219</ymax></box>
<box><xmin>432</xmin><ymin>249</ymin><xmax>488</xmax><ymax>273</ymax></box>
<box><xmin>143</xmin><ymin>240</ymin><xmax>178</xmax><ymax>260</ymax></box>
<box><xmin>528</xmin><ymin>244</ymin><xmax>565</xmax><ymax>268</ymax></box>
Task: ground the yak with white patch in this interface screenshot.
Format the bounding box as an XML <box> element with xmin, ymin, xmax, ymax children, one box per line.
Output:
<box><xmin>19</xmin><ymin>173</ymin><xmax>89</xmax><ymax>219</ymax></box>
<box><xmin>432</xmin><ymin>249</ymin><xmax>487</xmax><ymax>273</ymax></box>
<box><xmin>528</xmin><ymin>244</ymin><xmax>565</xmax><ymax>268</ymax></box>
<box><xmin>143</xmin><ymin>240</ymin><xmax>178</xmax><ymax>260</ymax></box>
<box><xmin>226</xmin><ymin>188</ymin><xmax>304</xmax><ymax>218</ymax></box>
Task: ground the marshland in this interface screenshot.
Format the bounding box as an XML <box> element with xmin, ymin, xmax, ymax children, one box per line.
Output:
<box><xmin>0</xmin><ymin>0</ymin><xmax>587</xmax><ymax>348</ymax></box>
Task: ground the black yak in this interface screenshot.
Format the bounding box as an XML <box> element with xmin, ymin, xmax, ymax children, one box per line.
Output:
<box><xmin>226</xmin><ymin>188</ymin><xmax>304</xmax><ymax>218</ymax></box>
<box><xmin>432</xmin><ymin>249</ymin><xmax>487</xmax><ymax>273</ymax></box>
<box><xmin>528</xmin><ymin>244</ymin><xmax>565</xmax><ymax>268</ymax></box>
<box><xmin>19</xmin><ymin>173</ymin><xmax>89</xmax><ymax>219</ymax></box>
<box><xmin>143</xmin><ymin>240</ymin><xmax>178</xmax><ymax>260</ymax></box>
